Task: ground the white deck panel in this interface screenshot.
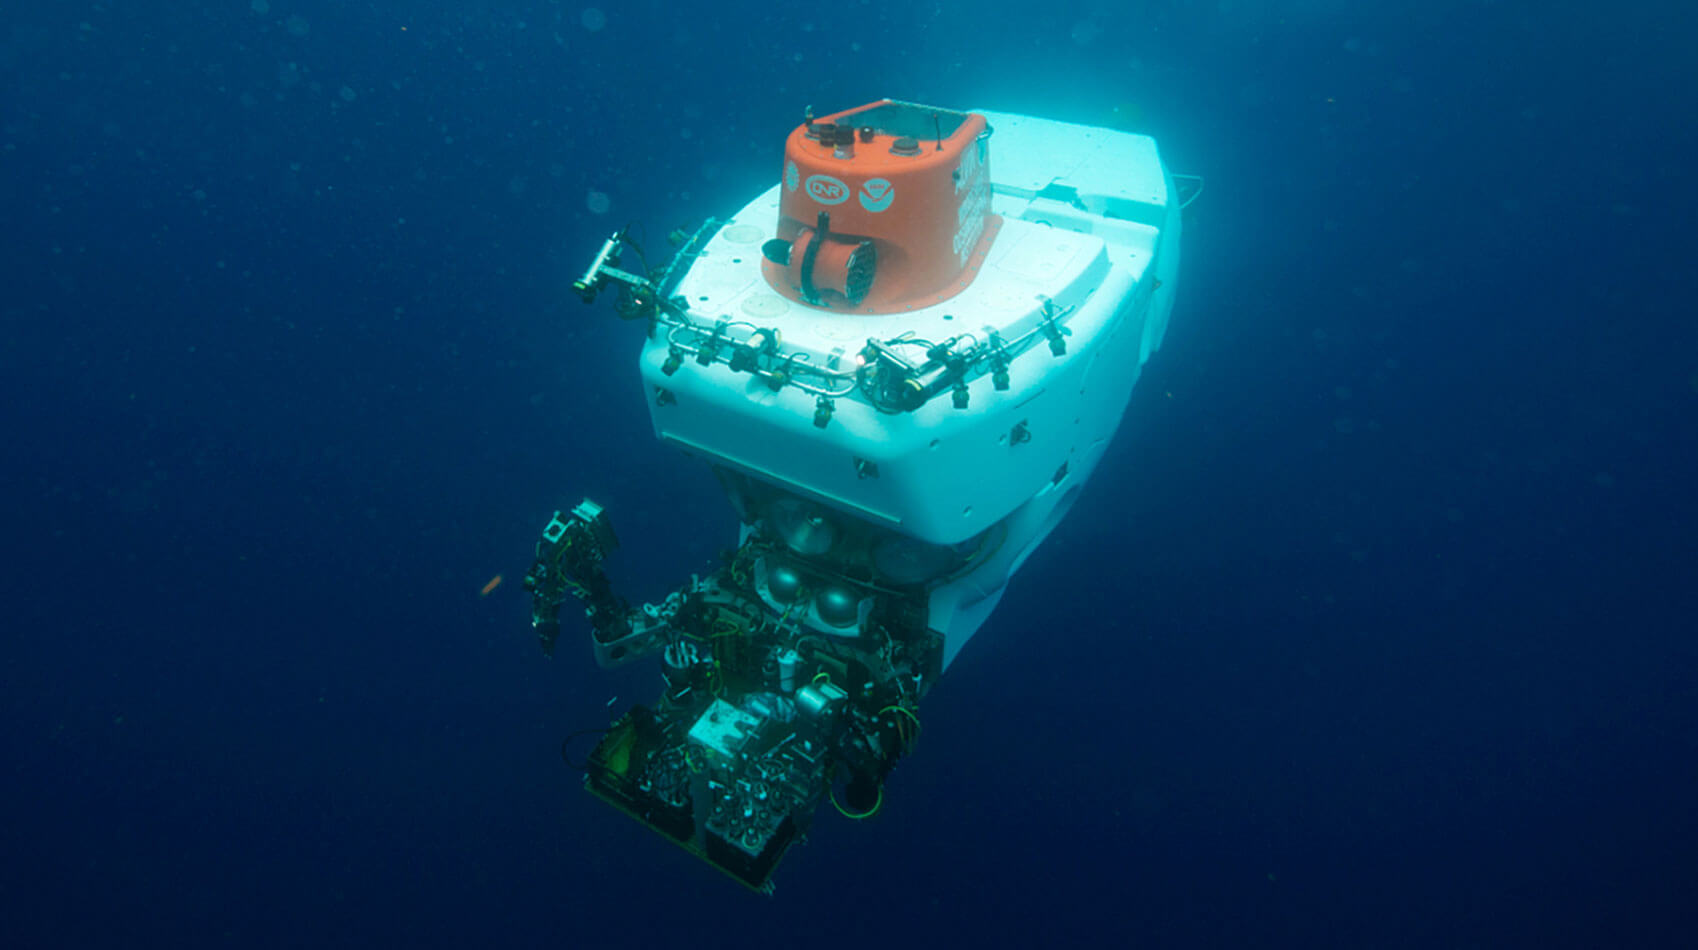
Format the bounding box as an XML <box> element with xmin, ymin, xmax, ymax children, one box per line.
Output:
<box><xmin>976</xmin><ymin>109</ymin><xmax>1170</xmax><ymax>227</ymax></box>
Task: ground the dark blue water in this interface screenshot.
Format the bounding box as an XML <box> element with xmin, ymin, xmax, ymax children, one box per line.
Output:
<box><xmin>6</xmin><ymin>2</ymin><xmax>1695</xmax><ymax>946</ymax></box>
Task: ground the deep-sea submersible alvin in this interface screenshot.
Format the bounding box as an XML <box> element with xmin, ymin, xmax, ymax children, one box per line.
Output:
<box><xmin>524</xmin><ymin>100</ymin><xmax>1195</xmax><ymax>892</ymax></box>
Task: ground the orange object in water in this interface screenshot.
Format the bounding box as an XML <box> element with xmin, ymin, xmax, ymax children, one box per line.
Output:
<box><xmin>480</xmin><ymin>575</ymin><xmax>503</xmax><ymax>597</ymax></box>
<box><xmin>762</xmin><ymin>99</ymin><xmax>1000</xmax><ymax>314</ymax></box>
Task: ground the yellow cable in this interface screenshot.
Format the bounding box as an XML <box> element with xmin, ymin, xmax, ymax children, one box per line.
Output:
<box><xmin>879</xmin><ymin>704</ymin><xmax>921</xmax><ymax>750</ymax></box>
<box><xmin>879</xmin><ymin>704</ymin><xmax>921</xmax><ymax>728</ymax></box>
<box><xmin>830</xmin><ymin>781</ymin><xmax>883</xmax><ymax>820</ymax></box>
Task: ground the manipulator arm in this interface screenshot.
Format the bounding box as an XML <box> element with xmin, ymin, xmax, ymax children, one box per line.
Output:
<box><xmin>523</xmin><ymin>500</ymin><xmax>631</xmax><ymax>657</ymax></box>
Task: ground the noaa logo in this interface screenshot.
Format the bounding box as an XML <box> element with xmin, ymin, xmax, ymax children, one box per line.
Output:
<box><xmin>804</xmin><ymin>174</ymin><xmax>850</xmax><ymax>205</ymax></box>
<box><xmin>858</xmin><ymin>178</ymin><xmax>894</xmax><ymax>213</ymax></box>
<box><xmin>785</xmin><ymin>160</ymin><xmax>799</xmax><ymax>192</ymax></box>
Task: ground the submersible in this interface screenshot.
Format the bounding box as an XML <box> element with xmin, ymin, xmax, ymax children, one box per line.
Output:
<box><xmin>525</xmin><ymin>99</ymin><xmax>1196</xmax><ymax>892</ymax></box>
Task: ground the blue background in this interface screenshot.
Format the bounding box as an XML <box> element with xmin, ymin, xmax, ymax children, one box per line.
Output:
<box><xmin>5</xmin><ymin>1</ymin><xmax>1696</xmax><ymax>946</ymax></box>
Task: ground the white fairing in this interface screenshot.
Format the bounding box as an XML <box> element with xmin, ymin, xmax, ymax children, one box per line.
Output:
<box><xmin>645</xmin><ymin>111</ymin><xmax>1183</xmax><ymax>667</ymax></box>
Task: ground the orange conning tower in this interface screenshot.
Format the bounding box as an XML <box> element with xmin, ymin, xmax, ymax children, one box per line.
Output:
<box><xmin>761</xmin><ymin>100</ymin><xmax>1001</xmax><ymax>314</ymax></box>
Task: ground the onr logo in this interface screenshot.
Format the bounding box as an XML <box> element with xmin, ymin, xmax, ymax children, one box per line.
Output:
<box><xmin>804</xmin><ymin>174</ymin><xmax>850</xmax><ymax>205</ymax></box>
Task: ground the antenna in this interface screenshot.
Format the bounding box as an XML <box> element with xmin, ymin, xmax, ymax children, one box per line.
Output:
<box><xmin>933</xmin><ymin>113</ymin><xmax>943</xmax><ymax>151</ymax></box>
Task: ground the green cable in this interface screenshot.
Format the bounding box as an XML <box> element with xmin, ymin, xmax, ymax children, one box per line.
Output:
<box><xmin>830</xmin><ymin>781</ymin><xmax>883</xmax><ymax>820</ymax></box>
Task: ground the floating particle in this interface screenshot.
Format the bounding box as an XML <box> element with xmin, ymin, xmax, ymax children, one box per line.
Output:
<box><xmin>1071</xmin><ymin>20</ymin><xmax>1102</xmax><ymax>46</ymax></box>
